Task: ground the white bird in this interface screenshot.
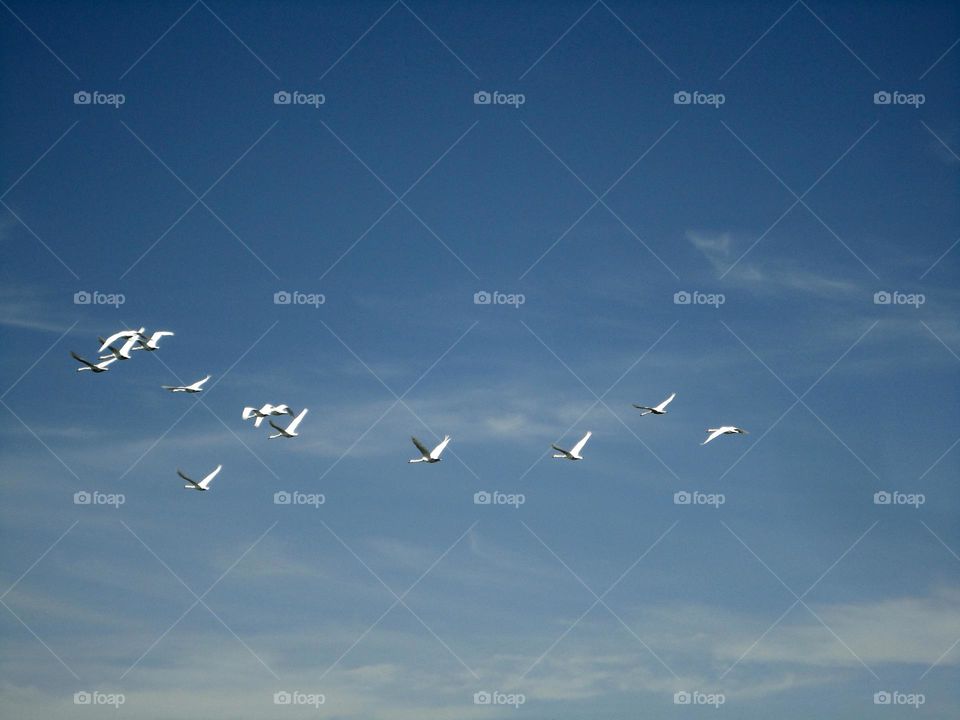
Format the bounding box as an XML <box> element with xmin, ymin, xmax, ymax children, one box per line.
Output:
<box><xmin>702</xmin><ymin>426</ymin><xmax>748</xmax><ymax>445</ymax></box>
<box><xmin>178</xmin><ymin>464</ymin><xmax>222</xmax><ymax>491</ymax></box>
<box><xmin>133</xmin><ymin>330</ymin><xmax>174</xmax><ymax>351</ymax></box>
<box><xmin>98</xmin><ymin>334</ymin><xmax>140</xmax><ymax>360</ymax></box>
<box><xmin>162</xmin><ymin>375</ymin><xmax>211</xmax><ymax>393</ymax></box>
<box><xmin>552</xmin><ymin>431</ymin><xmax>592</xmax><ymax>460</ymax></box>
<box><xmin>242</xmin><ymin>403</ymin><xmax>296</xmax><ymax>428</ymax></box>
<box><xmin>71</xmin><ymin>351</ymin><xmax>117</xmax><ymax>373</ymax></box>
<box><xmin>633</xmin><ymin>392</ymin><xmax>676</xmax><ymax>416</ymax></box>
<box><xmin>408</xmin><ymin>435</ymin><xmax>451</xmax><ymax>463</ymax></box>
<box><xmin>268</xmin><ymin>408</ymin><xmax>309</xmax><ymax>439</ymax></box>
<box><xmin>98</xmin><ymin>328</ymin><xmax>144</xmax><ymax>354</ymax></box>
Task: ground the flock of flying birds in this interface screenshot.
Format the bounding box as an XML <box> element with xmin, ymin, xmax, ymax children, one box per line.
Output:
<box><xmin>71</xmin><ymin>331</ymin><xmax>748</xmax><ymax>491</ymax></box>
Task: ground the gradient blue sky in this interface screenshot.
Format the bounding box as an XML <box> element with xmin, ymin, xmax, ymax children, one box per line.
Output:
<box><xmin>2</xmin><ymin>1</ymin><xmax>959</xmax><ymax>718</ymax></box>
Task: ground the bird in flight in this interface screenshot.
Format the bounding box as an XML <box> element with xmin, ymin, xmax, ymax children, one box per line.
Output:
<box><xmin>178</xmin><ymin>464</ymin><xmax>222</xmax><ymax>491</ymax></box>
<box><xmin>162</xmin><ymin>375</ymin><xmax>211</xmax><ymax>393</ymax></box>
<box><xmin>632</xmin><ymin>392</ymin><xmax>676</xmax><ymax>416</ymax></box>
<box><xmin>408</xmin><ymin>435</ymin><xmax>451</xmax><ymax>463</ymax></box>
<box><xmin>268</xmin><ymin>408</ymin><xmax>309</xmax><ymax>439</ymax></box>
<box><xmin>702</xmin><ymin>426</ymin><xmax>748</xmax><ymax>445</ymax></box>
<box><xmin>552</xmin><ymin>431</ymin><xmax>592</xmax><ymax>460</ymax></box>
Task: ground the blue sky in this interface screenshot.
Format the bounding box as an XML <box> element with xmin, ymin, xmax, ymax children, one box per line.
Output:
<box><xmin>1</xmin><ymin>0</ymin><xmax>959</xmax><ymax>717</ymax></box>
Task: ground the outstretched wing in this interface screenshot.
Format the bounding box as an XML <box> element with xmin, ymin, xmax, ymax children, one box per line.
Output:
<box><xmin>268</xmin><ymin>420</ymin><xmax>287</xmax><ymax>435</ymax></box>
<box><xmin>70</xmin><ymin>351</ymin><xmax>95</xmax><ymax>369</ymax></box>
<box><xmin>411</xmin><ymin>436</ymin><xmax>431</xmax><ymax>458</ymax></box>
<box><xmin>551</xmin><ymin>444</ymin><xmax>571</xmax><ymax>458</ymax></box>
<box><xmin>191</xmin><ymin>375</ymin><xmax>211</xmax><ymax>389</ymax></box>
<box><xmin>177</xmin><ymin>469</ymin><xmax>200</xmax><ymax>488</ymax></box>
<box><xmin>285</xmin><ymin>408</ymin><xmax>308</xmax><ymax>433</ymax></box>
<box><xmin>570</xmin><ymin>431</ymin><xmax>592</xmax><ymax>456</ymax></box>
<box><xmin>702</xmin><ymin>428</ymin><xmax>725</xmax><ymax>445</ymax></box>
<box><xmin>658</xmin><ymin>392</ymin><xmax>676</xmax><ymax>410</ymax></box>
<box><xmin>430</xmin><ymin>435</ymin><xmax>451</xmax><ymax>460</ymax></box>
<box><xmin>198</xmin><ymin>464</ymin><xmax>222</xmax><ymax>489</ymax></box>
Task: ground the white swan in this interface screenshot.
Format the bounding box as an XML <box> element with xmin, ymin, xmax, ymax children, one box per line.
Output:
<box><xmin>632</xmin><ymin>392</ymin><xmax>676</xmax><ymax>416</ymax></box>
<box><xmin>702</xmin><ymin>426</ymin><xmax>748</xmax><ymax>445</ymax></box>
<box><xmin>268</xmin><ymin>408</ymin><xmax>309</xmax><ymax>439</ymax></box>
<box><xmin>98</xmin><ymin>328</ymin><xmax>144</xmax><ymax>354</ymax></box>
<box><xmin>133</xmin><ymin>330</ymin><xmax>174</xmax><ymax>351</ymax></box>
<box><xmin>408</xmin><ymin>435</ymin><xmax>450</xmax><ymax>463</ymax></box>
<box><xmin>98</xmin><ymin>334</ymin><xmax>141</xmax><ymax>360</ymax></box>
<box><xmin>71</xmin><ymin>351</ymin><xmax>117</xmax><ymax>373</ymax></box>
<box><xmin>162</xmin><ymin>375</ymin><xmax>211</xmax><ymax>393</ymax></box>
<box><xmin>178</xmin><ymin>464</ymin><xmax>222</xmax><ymax>491</ymax></box>
<box><xmin>242</xmin><ymin>403</ymin><xmax>295</xmax><ymax>428</ymax></box>
<box><xmin>552</xmin><ymin>431</ymin><xmax>592</xmax><ymax>460</ymax></box>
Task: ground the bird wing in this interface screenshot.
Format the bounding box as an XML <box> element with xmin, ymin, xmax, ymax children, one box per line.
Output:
<box><xmin>702</xmin><ymin>428</ymin><xmax>725</xmax><ymax>445</ymax></box>
<box><xmin>285</xmin><ymin>408</ymin><xmax>308</xmax><ymax>433</ymax></box>
<box><xmin>570</xmin><ymin>431</ymin><xmax>592</xmax><ymax>456</ymax></box>
<box><xmin>71</xmin><ymin>351</ymin><xmax>95</xmax><ymax>369</ymax></box>
<box><xmin>242</xmin><ymin>407</ymin><xmax>258</xmax><ymax>420</ymax></box>
<box><xmin>198</xmin><ymin>464</ymin><xmax>222</xmax><ymax>489</ymax></box>
<box><xmin>190</xmin><ymin>375</ymin><xmax>211</xmax><ymax>390</ymax></box>
<box><xmin>658</xmin><ymin>392</ymin><xmax>676</xmax><ymax>410</ymax></box>
<box><xmin>430</xmin><ymin>435</ymin><xmax>451</xmax><ymax>459</ymax></box>
<box><xmin>98</xmin><ymin>329</ymin><xmax>137</xmax><ymax>353</ymax></box>
<box><xmin>268</xmin><ymin>420</ymin><xmax>288</xmax><ymax>435</ymax></box>
<box><xmin>411</xmin><ymin>436</ymin><xmax>431</xmax><ymax>457</ymax></box>
<box><xmin>118</xmin><ymin>335</ymin><xmax>140</xmax><ymax>358</ymax></box>
<box><xmin>551</xmin><ymin>444</ymin><xmax>572</xmax><ymax>458</ymax></box>
<box><xmin>177</xmin><ymin>469</ymin><xmax>200</xmax><ymax>487</ymax></box>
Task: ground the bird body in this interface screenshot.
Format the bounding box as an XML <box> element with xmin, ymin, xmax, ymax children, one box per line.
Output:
<box><xmin>633</xmin><ymin>392</ymin><xmax>676</xmax><ymax>416</ymax></box>
<box><xmin>552</xmin><ymin>431</ymin><xmax>592</xmax><ymax>460</ymax></box>
<box><xmin>702</xmin><ymin>426</ymin><xmax>748</xmax><ymax>445</ymax></box>
<box><xmin>408</xmin><ymin>435</ymin><xmax>451</xmax><ymax>463</ymax></box>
